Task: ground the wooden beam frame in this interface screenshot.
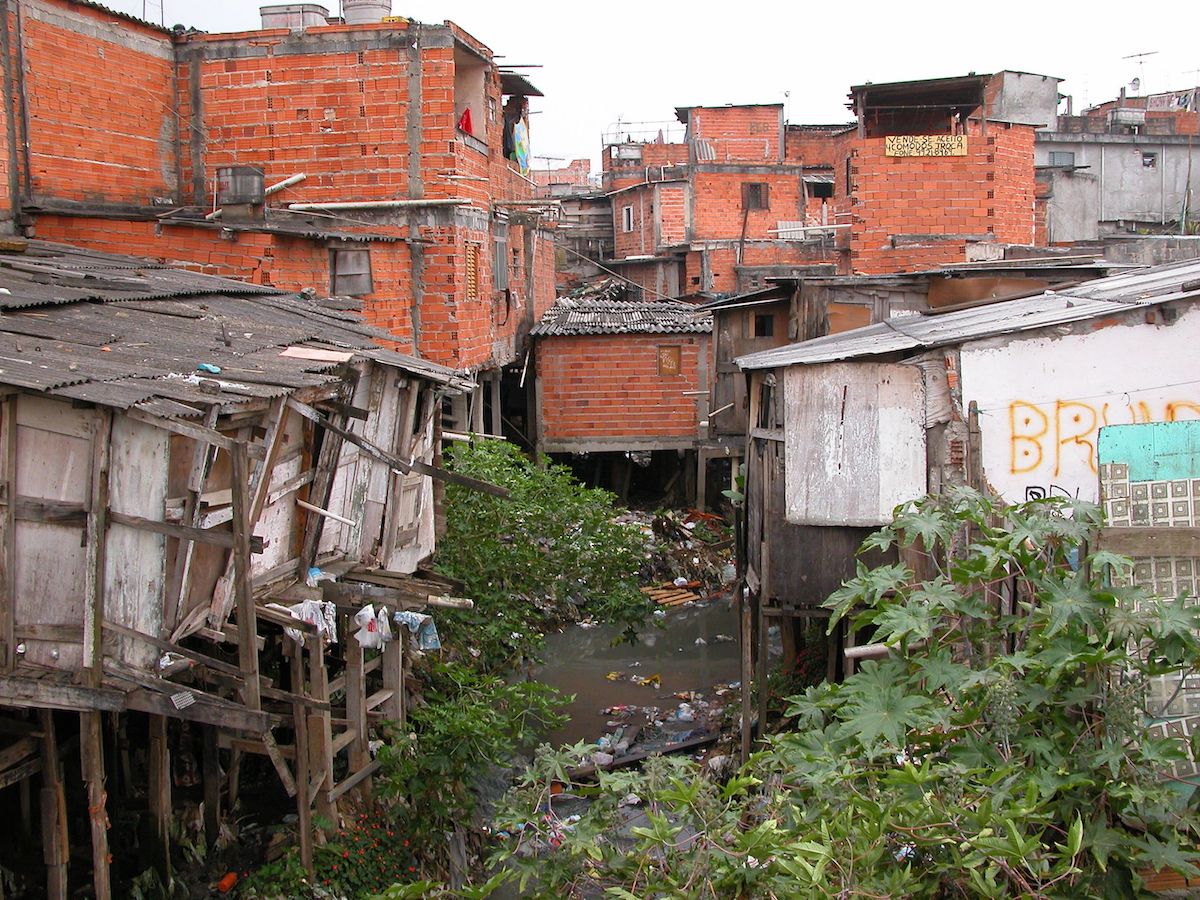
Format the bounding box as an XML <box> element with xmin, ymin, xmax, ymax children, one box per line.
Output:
<box><xmin>83</xmin><ymin>410</ymin><xmax>112</xmax><ymax>684</ymax></box>
<box><xmin>0</xmin><ymin>395</ymin><xmax>15</xmax><ymax>672</ymax></box>
<box><xmin>231</xmin><ymin>442</ymin><xmax>261</xmax><ymax>711</ymax></box>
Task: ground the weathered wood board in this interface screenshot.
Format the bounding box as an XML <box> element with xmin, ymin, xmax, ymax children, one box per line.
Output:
<box><xmin>783</xmin><ymin>361</ymin><xmax>925</xmax><ymax>527</ymax></box>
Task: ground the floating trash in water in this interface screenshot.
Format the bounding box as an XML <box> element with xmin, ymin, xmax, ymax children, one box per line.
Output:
<box><xmin>694</xmin><ymin>637</ymin><xmax>707</xmax><ymax>646</ymax></box>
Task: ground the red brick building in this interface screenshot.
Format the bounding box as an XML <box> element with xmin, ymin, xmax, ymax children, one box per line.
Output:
<box><xmin>587</xmin><ymin>74</ymin><xmax>1044</xmax><ymax>298</ymax></box>
<box><xmin>0</xmin><ymin>0</ymin><xmax>556</xmax><ymax>433</ymax></box>
<box><xmin>531</xmin><ymin>279</ymin><xmax>710</xmax><ymax>497</ymax></box>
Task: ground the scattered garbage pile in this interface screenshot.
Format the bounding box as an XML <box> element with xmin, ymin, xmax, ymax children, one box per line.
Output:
<box><xmin>570</xmin><ymin>676</ymin><xmax>742</xmax><ymax>777</ymax></box>
<box><xmin>615</xmin><ymin>509</ymin><xmax>737</xmax><ymax>607</ymax></box>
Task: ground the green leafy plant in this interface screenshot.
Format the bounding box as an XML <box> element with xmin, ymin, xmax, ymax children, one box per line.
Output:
<box><xmin>487</xmin><ymin>489</ymin><xmax>1200</xmax><ymax>897</ymax></box>
<box><xmin>438</xmin><ymin>441</ymin><xmax>652</xmax><ymax>669</ymax></box>
<box><xmin>375</xmin><ymin>663</ymin><xmax>568</xmax><ymax>871</ymax></box>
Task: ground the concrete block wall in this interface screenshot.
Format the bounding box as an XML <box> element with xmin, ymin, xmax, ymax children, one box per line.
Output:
<box><xmin>537</xmin><ymin>333</ymin><xmax>705</xmax><ymax>440</ymax></box>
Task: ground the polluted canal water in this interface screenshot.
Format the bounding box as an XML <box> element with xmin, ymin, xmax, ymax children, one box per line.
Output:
<box><xmin>533</xmin><ymin>594</ymin><xmax>742</xmax><ymax>748</ymax></box>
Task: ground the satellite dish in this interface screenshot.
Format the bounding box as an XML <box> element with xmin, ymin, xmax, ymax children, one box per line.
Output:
<box><xmin>1131</xmin><ymin>77</ymin><xmax>1141</xmax><ymax>93</ymax></box>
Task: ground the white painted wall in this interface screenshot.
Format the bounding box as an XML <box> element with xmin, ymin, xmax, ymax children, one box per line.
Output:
<box><xmin>960</xmin><ymin>304</ymin><xmax>1200</xmax><ymax>504</ymax></box>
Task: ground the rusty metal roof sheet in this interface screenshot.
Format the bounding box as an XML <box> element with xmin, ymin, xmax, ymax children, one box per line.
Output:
<box><xmin>0</xmin><ymin>241</ymin><xmax>472</xmax><ymax>412</ymax></box>
<box><xmin>737</xmin><ymin>258</ymin><xmax>1200</xmax><ymax>370</ymax></box>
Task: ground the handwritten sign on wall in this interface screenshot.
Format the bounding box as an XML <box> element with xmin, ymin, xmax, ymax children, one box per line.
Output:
<box><xmin>884</xmin><ymin>135</ymin><xmax>968</xmax><ymax>157</ymax></box>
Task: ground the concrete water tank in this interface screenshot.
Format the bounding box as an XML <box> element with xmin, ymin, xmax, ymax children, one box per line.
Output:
<box><xmin>259</xmin><ymin>4</ymin><xmax>330</xmax><ymax>30</ymax></box>
<box><xmin>342</xmin><ymin>0</ymin><xmax>391</xmax><ymax>24</ymax></box>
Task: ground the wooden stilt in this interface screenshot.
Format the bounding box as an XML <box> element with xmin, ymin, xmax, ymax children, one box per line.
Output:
<box><xmin>739</xmin><ymin>584</ymin><xmax>753</xmax><ymax>764</ymax></box>
<box><xmin>202</xmin><ymin>725</ymin><xmax>220</xmax><ymax>850</ymax></box>
<box><xmin>289</xmin><ymin>642</ymin><xmax>313</xmax><ymax>872</ymax></box>
<box><xmin>381</xmin><ymin>629</ymin><xmax>405</xmax><ymax>726</ymax></box>
<box><xmin>307</xmin><ymin>635</ymin><xmax>335</xmax><ymax>826</ymax></box>
<box><xmin>489</xmin><ymin>372</ymin><xmax>502</xmax><ymax>437</ymax></box>
<box><xmin>80</xmin><ymin>711</ymin><xmax>111</xmax><ymax>900</ymax></box>
<box><xmin>39</xmin><ymin>710</ymin><xmax>67</xmax><ymax>900</ymax></box>
<box><xmin>20</xmin><ymin>774</ymin><xmax>31</xmax><ymax>837</ymax></box>
<box><xmin>345</xmin><ymin>629</ymin><xmax>369</xmax><ymax>784</ymax></box>
<box><xmin>227</xmin><ymin>748</ymin><xmax>242</xmax><ymax>811</ymax></box>
<box><xmin>755</xmin><ymin>592</ymin><xmax>769</xmax><ymax>739</ymax></box>
<box><xmin>147</xmin><ymin>714</ymin><xmax>171</xmax><ymax>886</ymax></box>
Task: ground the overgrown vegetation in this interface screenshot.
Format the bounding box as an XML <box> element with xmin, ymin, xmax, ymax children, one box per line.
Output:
<box><xmin>435</xmin><ymin>441</ymin><xmax>653</xmax><ymax>670</ymax></box>
<box><xmin>375</xmin><ymin>664</ymin><xmax>567</xmax><ymax>863</ymax></box>
<box><xmin>242</xmin><ymin>442</ymin><xmax>654</xmax><ymax>897</ymax></box>
<box><xmin>491</xmin><ymin>489</ymin><xmax>1200</xmax><ymax>897</ymax></box>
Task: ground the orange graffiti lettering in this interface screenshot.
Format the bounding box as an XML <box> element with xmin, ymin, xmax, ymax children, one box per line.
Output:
<box><xmin>1007</xmin><ymin>397</ymin><xmax>1199</xmax><ymax>477</ymax></box>
<box><xmin>1167</xmin><ymin>402</ymin><xmax>1200</xmax><ymax>421</ymax></box>
<box><xmin>1054</xmin><ymin>401</ymin><xmax>1097</xmax><ymax>476</ymax></box>
<box><xmin>1009</xmin><ymin>401</ymin><xmax>1048</xmax><ymax>474</ymax></box>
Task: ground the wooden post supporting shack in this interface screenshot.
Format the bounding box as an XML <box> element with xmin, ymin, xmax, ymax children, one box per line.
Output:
<box><xmin>81</xmin><ymin>710</ymin><xmax>110</xmax><ymax>900</ymax></box>
<box><xmin>39</xmin><ymin>710</ymin><xmax>68</xmax><ymax>899</ymax></box>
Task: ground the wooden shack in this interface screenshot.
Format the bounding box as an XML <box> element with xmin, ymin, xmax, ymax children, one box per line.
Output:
<box><xmin>732</xmin><ymin>259</ymin><xmax>1200</xmax><ymax>737</ymax></box>
<box><xmin>0</xmin><ymin>241</ymin><xmax>483</xmax><ymax>896</ymax></box>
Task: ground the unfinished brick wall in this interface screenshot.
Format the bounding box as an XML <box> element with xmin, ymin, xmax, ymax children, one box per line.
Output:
<box><xmin>19</xmin><ymin>0</ymin><xmax>176</xmax><ymax>206</ymax></box>
<box><xmin>537</xmin><ymin>333</ymin><xmax>706</xmax><ymax>442</ymax></box>
<box><xmin>686</xmin><ymin>243</ymin><xmax>837</xmax><ymax>293</ymax></box>
<box><xmin>612</xmin><ymin>258</ymin><xmax>683</xmax><ymax>300</ymax></box>
<box><xmin>182</xmin><ymin>34</ymin><xmax>412</xmax><ymax>206</ymax></box>
<box><xmin>849</xmin><ymin>122</ymin><xmax>1037</xmax><ymax>274</ymax></box>
<box><xmin>657</xmin><ymin>183</ymin><xmax>687</xmax><ymax>246</ymax></box>
<box><xmin>601</xmin><ymin>142</ymin><xmax>689</xmax><ymax>191</ymax></box>
<box><xmin>690</xmin><ymin>170</ymin><xmax>805</xmax><ymax>242</ymax></box>
<box><xmin>32</xmin><ymin>213</ymin><xmax>419</xmax><ymax>350</ymax></box>
<box><xmin>533</xmin><ymin>158</ymin><xmax>590</xmax><ymax>189</ymax></box>
<box><xmin>1</xmin><ymin>3</ymin><xmax>555</xmax><ymax>373</ymax></box>
<box><xmin>685</xmin><ymin>105</ymin><xmax>783</xmax><ymax>163</ymax></box>
<box><xmin>613</xmin><ymin>184</ymin><xmax>655</xmax><ymax>258</ymax></box>
<box><xmin>784</xmin><ymin>126</ymin><xmax>853</xmax><ymax>166</ymax></box>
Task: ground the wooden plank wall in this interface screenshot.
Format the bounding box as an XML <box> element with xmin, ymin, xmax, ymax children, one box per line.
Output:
<box><xmin>783</xmin><ymin>361</ymin><xmax>926</xmax><ymax>527</ymax></box>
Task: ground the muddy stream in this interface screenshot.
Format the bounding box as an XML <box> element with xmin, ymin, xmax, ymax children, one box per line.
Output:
<box><xmin>533</xmin><ymin>595</ymin><xmax>743</xmax><ymax>748</ymax></box>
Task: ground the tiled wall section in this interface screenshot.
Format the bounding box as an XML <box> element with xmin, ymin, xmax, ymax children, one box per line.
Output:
<box><xmin>1100</xmin><ymin>461</ymin><xmax>1200</xmax><ymax>777</ymax></box>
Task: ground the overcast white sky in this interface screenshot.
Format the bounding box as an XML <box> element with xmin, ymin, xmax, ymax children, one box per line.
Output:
<box><xmin>106</xmin><ymin>0</ymin><xmax>1198</xmax><ymax>173</ymax></box>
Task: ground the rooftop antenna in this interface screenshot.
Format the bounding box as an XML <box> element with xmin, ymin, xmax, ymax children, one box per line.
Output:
<box><xmin>142</xmin><ymin>0</ymin><xmax>163</xmax><ymax>25</ymax></box>
<box><xmin>1122</xmin><ymin>51</ymin><xmax>1158</xmax><ymax>95</ymax></box>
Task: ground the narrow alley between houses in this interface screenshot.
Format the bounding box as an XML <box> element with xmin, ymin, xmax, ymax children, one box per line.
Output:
<box><xmin>0</xmin><ymin>0</ymin><xmax>1199</xmax><ymax>897</ymax></box>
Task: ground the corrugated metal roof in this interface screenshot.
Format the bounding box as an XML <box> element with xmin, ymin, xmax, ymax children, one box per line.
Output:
<box><xmin>532</xmin><ymin>279</ymin><xmax>712</xmax><ymax>336</ymax></box>
<box><xmin>0</xmin><ymin>242</ymin><xmax>472</xmax><ymax>413</ymax></box>
<box><xmin>737</xmin><ymin>258</ymin><xmax>1200</xmax><ymax>370</ymax></box>
<box><xmin>500</xmin><ymin>72</ymin><xmax>543</xmax><ymax>98</ymax></box>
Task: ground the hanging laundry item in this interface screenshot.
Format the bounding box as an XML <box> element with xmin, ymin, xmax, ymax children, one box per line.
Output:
<box><xmin>265</xmin><ymin>599</ymin><xmax>338</xmax><ymax>645</ymax></box>
<box><xmin>511</xmin><ymin>118</ymin><xmax>529</xmax><ymax>177</ymax></box>
<box><xmin>353</xmin><ymin>603</ymin><xmax>384</xmax><ymax>649</ymax></box>
<box><xmin>393</xmin><ymin>610</ymin><xmax>441</xmax><ymax>651</ymax></box>
<box><xmin>456</xmin><ymin>107</ymin><xmax>474</xmax><ymax>135</ymax></box>
<box><xmin>375</xmin><ymin>605</ymin><xmax>393</xmax><ymax>644</ymax></box>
